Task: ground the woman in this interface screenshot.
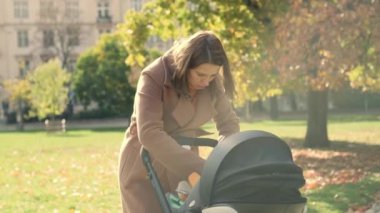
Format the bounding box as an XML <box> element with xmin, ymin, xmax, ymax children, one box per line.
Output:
<box><xmin>118</xmin><ymin>31</ymin><xmax>240</xmax><ymax>213</ymax></box>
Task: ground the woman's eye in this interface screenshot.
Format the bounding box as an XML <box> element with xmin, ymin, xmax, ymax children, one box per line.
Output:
<box><xmin>197</xmin><ymin>73</ymin><xmax>206</xmax><ymax>77</ymax></box>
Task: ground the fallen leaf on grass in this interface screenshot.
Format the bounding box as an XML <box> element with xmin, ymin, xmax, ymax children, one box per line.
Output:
<box><xmin>292</xmin><ymin>146</ymin><xmax>379</xmax><ymax>190</ymax></box>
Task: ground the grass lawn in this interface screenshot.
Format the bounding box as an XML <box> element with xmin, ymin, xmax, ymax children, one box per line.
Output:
<box><xmin>0</xmin><ymin>129</ymin><xmax>123</xmax><ymax>212</ymax></box>
<box><xmin>0</xmin><ymin>114</ymin><xmax>379</xmax><ymax>212</ymax></box>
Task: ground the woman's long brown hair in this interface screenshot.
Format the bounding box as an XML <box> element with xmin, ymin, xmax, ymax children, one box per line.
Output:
<box><xmin>167</xmin><ymin>31</ymin><xmax>235</xmax><ymax>99</ymax></box>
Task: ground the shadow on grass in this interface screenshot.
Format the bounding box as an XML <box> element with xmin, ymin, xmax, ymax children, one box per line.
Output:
<box><xmin>328</xmin><ymin>113</ymin><xmax>380</xmax><ymax>123</ymax></box>
<box><xmin>272</xmin><ymin>115</ymin><xmax>380</xmax><ymax>124</ymax></box>
<box><xmin>283</xmin><ymin>137</ymin><xmax>380</xmax><ymax>149</ymax></box>
<box><xmin>251</xmin><ymin>110</ymin><xmax>380</xmax><ymax>123</ymax></box>
<box><xmin>49</xmin><ymin>127</ymin><xmax>125</xmax><ymax>137</ymax></box>
<box><xmin>87</xmin><ymin>127</ymin><xmax>125</xmax><ymax>132</ymax></box>
<box><xmin>284</xmin><ymin>137</ymin><xmax>380</xmax><ymax>172</ymax></box>
<box><xmin>47</xmin><ymin>132</ymin><xmax>87</xmax><ymax>138</ymax></box>
<box><xmin>0</xmin><ymin>127</ymin><xmax>125</xmax><ymax>134</ymax></box>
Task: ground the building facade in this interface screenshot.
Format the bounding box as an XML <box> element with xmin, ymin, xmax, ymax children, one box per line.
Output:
<box><xmin>0</xmin><ymin>0</ymin><xmax>148</xmax><ymax>117</ymax></box>
<box><xmin>0</xmin><ymin>0</ymin><xmax>150</xmax><ymax>80</ymax></box>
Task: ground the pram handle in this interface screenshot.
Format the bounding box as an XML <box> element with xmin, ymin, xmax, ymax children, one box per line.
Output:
<box><xmin>141</xmin><ymin>148</ymin><xmax>173</xmax><ymax>213</ymax></box>
<box><xmin>174</xmin><ymin>136</ymin><xmax>218</xmax><ymax>147</ymax></box>
<box><xmin>140</xmin><ymin>136</ymin><xmax>217</xmax><ymax>213</ymax></box>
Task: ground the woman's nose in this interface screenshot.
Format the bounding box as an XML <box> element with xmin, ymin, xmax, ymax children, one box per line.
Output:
<box><xmin>200</xmin><ymin>78</ymin><xmax>211</xmax><ymax>86</ymax></box>
<box><xmin>200</xmin><ymin>81</ymin><xmax>209</xmax><ymax>87</ymax></box>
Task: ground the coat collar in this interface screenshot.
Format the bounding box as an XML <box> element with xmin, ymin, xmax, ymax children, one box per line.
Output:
<box><xmin>161</xmin><ymin>54</ymin><xmax>214</xmax><ymax>128</ymax></box>
<box><xmin>171</xmin><ymin>88</ymin><xmax>214</xmax><ymax>128</ymax></box>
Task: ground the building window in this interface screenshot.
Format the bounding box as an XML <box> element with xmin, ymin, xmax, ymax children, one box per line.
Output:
<box><xmin>17</xmin><ymin>30</ymin><xmax>29</xmax><ymax>48</ymax></box>
<box><xmin>14</xmin><ymin>0</ymin><xmax>29</xmax><ymax>19</ymax></box>
<box><xmin>147</xmin><ymin>36</ymin><xmax>172</xmax><ymax>51</ymax></box>
<box><xmin>66</xmin><ymin>58</ymin><xmax>76</xmax><ymax>71</ymax></box>
<box><xmin>131</xmin><ymin>0</ymin><xmax>142</xmax><ymax>11</ymax></box>
<box><xmin>65</xmin><ymin>0</ymin><xmax>79</xmax><ymax>20</ymax></box>
<box><xmin>67</xmin><ymin>27</ymin><xmax>80</xmax><ymax>46</ymax></box>
<box><xmin>40</xmin><ymin>0</ymin><xmax>54</xmax><ymax>19</ymax></box>
<box><xmin>18</xmin><ymin>59</ymin><xmax>30</xmax><ymax>77</ymax></box>
<box><xmin>99</xmin><ymin>28</ymin><xmax>111</xmax><ymax>35</ymax></box>
<box><xmin>97</xmin><ymin>1</ymin><xmax>110</xmax><ymax>18</ymax></box>
<box><xmin>43</xmin><ymin>30</ymin><xmax>55</xmax><ymax>48</ymax></box>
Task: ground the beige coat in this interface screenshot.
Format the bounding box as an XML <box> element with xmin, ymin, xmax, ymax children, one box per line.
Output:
<box><xmin>118</xmin><ymin>55</ymin><xmax>239</xmax><ymax>213</ymax></box>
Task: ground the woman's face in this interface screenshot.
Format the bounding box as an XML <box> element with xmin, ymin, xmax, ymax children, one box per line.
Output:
<box><xmin>188</xmin><ymin>63</ymin><xmax>220</xmax><ymax>92</ymax></box>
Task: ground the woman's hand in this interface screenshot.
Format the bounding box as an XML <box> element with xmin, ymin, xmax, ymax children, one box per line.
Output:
<box><xmin>188</xmin><ymin>172</ymin><xmax>201</xmax><ymax>187</ymax></box>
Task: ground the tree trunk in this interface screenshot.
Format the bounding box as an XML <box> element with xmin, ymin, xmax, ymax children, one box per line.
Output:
<box><xmin>289</xmin><ymin>92</ymin><xmax>298</xmax><ymax>111</ymax></box>
<box><xmin>304</xmin><ymin>89</ymin><xmax>329</xmax><ymax>147</ymax></box>
<box><xmin>245</xmin><ymin>101</ymin><xmax>251</xmax><ymax>120</ymax></box>
<box><xmin>253</xmin><ymin>99</ymin><xmax>265</xmax><ymax>112</ymax></box>
<box><xmin>269</xmin><ymin>96</ymin><xmax>279</xmax><ymax>120</ymax></box>
<box><xmin>16</xmin><ymin>100</ymin><xmax>24</xmax><ymax>131</ymax></box>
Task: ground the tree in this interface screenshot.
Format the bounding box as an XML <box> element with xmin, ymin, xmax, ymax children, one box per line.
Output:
<box><xmin>27</xmin><ymin>59</ymin><xmax>70</xmax><ymax>120</ymax></box>
<box><xmin>273</xmin><ymin>0</ymin><xmax>380</xmax><ymax>147</ymax></box>
<box><xmin>117</xmin><ymin>0</ymin><xmax>285</xmax><ymax>106</ymax></box>
<box><xmin>35</xmin><ymin>0</ymin><xmax>82</xmax><ymax>69</ymax></box>
<box><xmin>2</xmin><ymin>79</ymin><xmax>31</xmax><ymax>130</ymax></box>
<box><xmin>72</xmin><ymin>33</ymin><xmax>135</xmax><ymax>116</ymax></box>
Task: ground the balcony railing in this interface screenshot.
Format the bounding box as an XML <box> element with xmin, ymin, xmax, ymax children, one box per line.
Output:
<box><xmin>97</xmin><ymin>16</ymin><xmax>112</xmax><ymax>24</ymax></box>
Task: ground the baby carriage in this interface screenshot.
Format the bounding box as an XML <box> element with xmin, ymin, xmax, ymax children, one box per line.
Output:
<box><xmin>141</xmin><ymin>130</ymin><xmax>307</xmax><ymax>213</ymax></box>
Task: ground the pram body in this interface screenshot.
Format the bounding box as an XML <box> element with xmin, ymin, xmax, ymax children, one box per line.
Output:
<box><xmin>141</xmin><ymin>130</ymin><xmax>307</xmax><ymax>213</ymax></box>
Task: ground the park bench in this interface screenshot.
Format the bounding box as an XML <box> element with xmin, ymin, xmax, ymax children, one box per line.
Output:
<box><xmin>44</xmin><ymin>119</ymin><xmax>66</xmax><ymax>133</ymax></box>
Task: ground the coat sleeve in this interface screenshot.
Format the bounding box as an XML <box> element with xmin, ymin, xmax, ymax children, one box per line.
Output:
<box><xmin>212</xmin><ymin>79</ymin><xmax>240</xmax><ymax>141</ymax></box>
<box><xmin>135</xmin><ymin>71</ymin><xmax>205</xmax><ymax>179</ymax></box>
